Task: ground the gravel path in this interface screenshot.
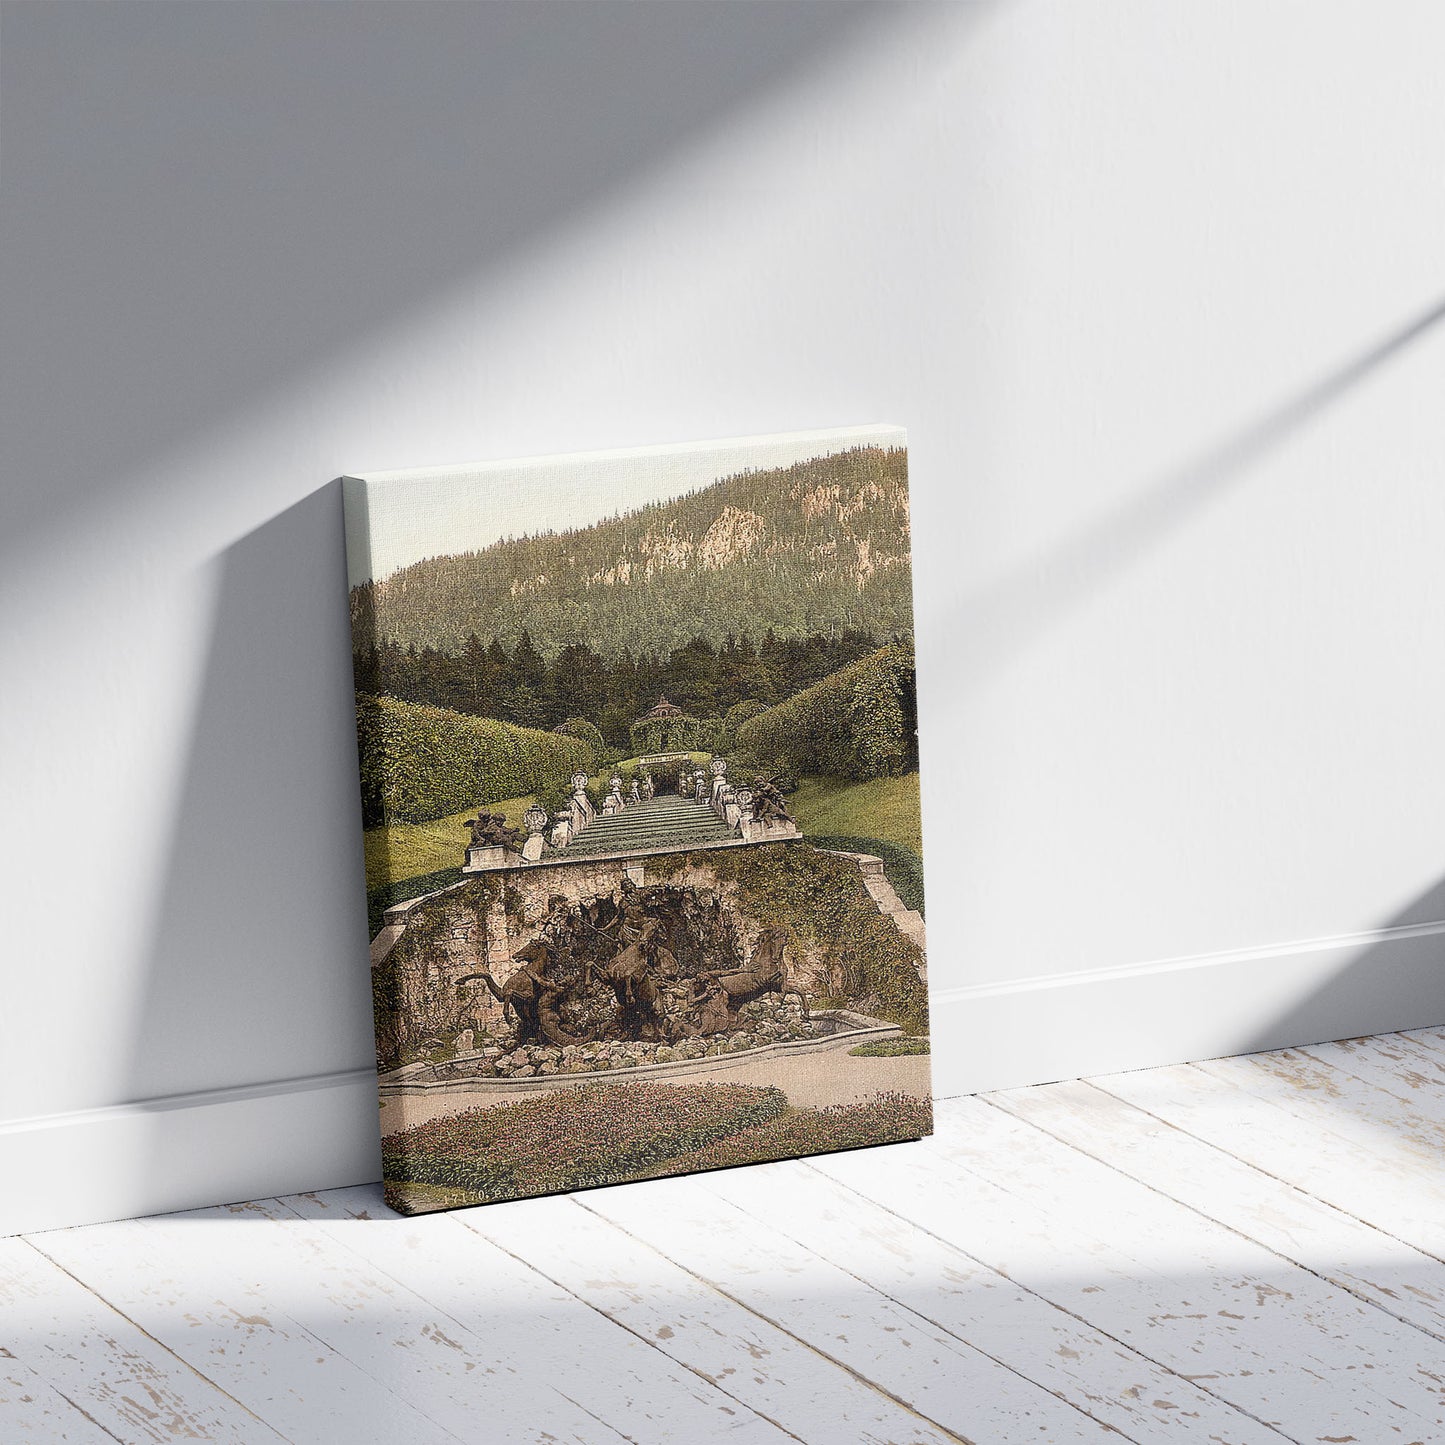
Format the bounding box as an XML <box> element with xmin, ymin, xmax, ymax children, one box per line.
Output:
<box><xmin>381</xmin><ymin>1047</ymin><xmax>931</xmax><ymax>1137</ymax></box>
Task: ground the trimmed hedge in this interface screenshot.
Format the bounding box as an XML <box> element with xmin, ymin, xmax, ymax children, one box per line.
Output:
<box><xmin>553</xmin><ymin>717</ymin><xmax>607</xmax><ymax>768</ymax></box>
<box><xmin>356</xmin><ymin>694</ymin><xmax>591</xmax><ymax>826</ymax></box>
<box><xmin>736</xmin><ymin>644</ymin><xmax>917</xmax><ymax>781</ymax></box>
<box><xmin>722</xmin><ymin>698</ymin><xmax>768</xmax><ymax>747</ymax></box>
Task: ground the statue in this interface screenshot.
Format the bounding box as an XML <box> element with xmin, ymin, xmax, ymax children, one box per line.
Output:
<box><xmin>614</xmin><ymin>876</ymin><xmax>654</xmax><ymax>949</ymax></box>
<box><xmin>457</xmin><ymin>940</ymin><xmax>588</xmax><ymax>1047</ymax></box>
<box><xmin>537</xmin><ymin>894</ymin><xmax>575</xmax><ymax>947</ymax></box>
<box><xmin>694</xmin><ymin>928</ymin><xmax>807</xmax><ymax>1027</ymax></box>
<box><xmin>682</xmin><ymin>973</ymin><xmax>734</xmax><ymax>1037</ymax></box>
<box><xmin>585</xmin><ymin>917</ymin><xmax>679</xmax><ymax>1040</ymax></box>
<box><xmin>629</xmin><ymin>778</ymin><xmax>642</xmax><ymax>803</ymax></box>
<box><xmin>465</xmin><ymin>810</ymin><xmax>524</xmax><ymax>850</ymax></box>
<box><xmin>749</xmin><ymin>776</ymin><xmax>795</xmax><ymax>825</ymax></box>
<box><xmin>454</xmin><ymin>878</ymin><xmax>812</xmax><ymax>1053</ymax></box>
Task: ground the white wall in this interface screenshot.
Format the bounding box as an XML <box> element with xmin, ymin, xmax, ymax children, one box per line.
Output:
<box><xmin>6</xmin><ymin>0</ymin><xmax>1445</xmax><ymax>1234</ymax></box>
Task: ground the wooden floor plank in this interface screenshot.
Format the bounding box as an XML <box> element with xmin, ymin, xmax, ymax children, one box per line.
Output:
<box><xmin>466</xmin><ymin>1189</ymin><xmax>960</xmax><ymax>1445</ymax></box>
<box><xmin>1296</xmin><ymin>1034</ymin><xmax>1445</xmax><ymax>1120</ymax></box>
<box><xmin>1321</xmin><ymin>1031</ymin><xmax>1445</xmax><ymax>1087</ymax></box>
<box><xmin>280</xmin><ymin>1184</ymin><xmax>791</xmax><ymax>1445</ymax></box>
<box><xmin>1217</xmin><ymin>1035</ymin><xmax>1445</xmax><ymax>1201</ymax></box>
<box><xmin>182</xmin><ymin>1195</ymin><xmax>623</xmax><ymax>1444</ymax></box>
<box><xmin>1204</xmin><ymin>1044</ymin><xmax>1445</xmax><ymax>1151</ymax></box>
<box><xmin>993</xmin><ymin>1077</ymin><xmax>1445</xmax><ymax>1343</ymax></box>
<box><xmin>585</xmin><ymin>1169</ymin><xmax>1118</xmax><ymax>1445</ymax></box>
<box><xmin>32</xmin><ymin>1205</ymin><xmax>490</xmax><ymax>1445</ymax></box>
<box><xmin>20</xmin><ymin>1028</ymin><xmax>1445</xmax><ymax>1445</ymax></box>
<box><xmin>1396</xmin><ymin>1026</ymin><xmax>1445</xmax><ymax>1062</ymax></box>
<box><xmin>810</xmin><ymin>1132</ymin><xmax>1307</xmax><ymax>1445</ymax></box>
<box><xmin>0</xmin><ymin>1236</ymin><xmax>278</xmax><ymax>1444</ymax></box>
<box><xmin>0</xmin><ymin>1347</ymin><xmax>123</xmax><ymax>1443</ymax></box>
<box><xmin>1149</xmin><ymin>1055</ymin><xmax>1445</xmax><ymax>1260</ymax></box>
<box><xmin>705</xmin><ymin>1155</ymin><xmax>1285</xmax><ymax>1445</ymax></box>
<box><xmin>816</xmin><ymin>1097</ymin><xmax>1445</xmax><ymax>1443</ymax></box>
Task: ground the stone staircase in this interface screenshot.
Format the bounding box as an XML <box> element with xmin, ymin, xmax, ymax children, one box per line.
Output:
<box><xmin>562</xmin><ymin>795</ymin><xmax>737</xmax><ymax>857</ymax></box>
<box><xmin>821</xmin><ymin>849</ymin><xmax>927</xmax><ymax>982</ymax></box>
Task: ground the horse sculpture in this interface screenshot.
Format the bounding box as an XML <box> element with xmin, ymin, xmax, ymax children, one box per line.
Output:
<box><xmin>458</xmin><ymin>939</ymin><xmax>589</xmax><ymax>1047</ymax></box>
<box><xmin>585</xmin><ymin>917</ymin><xmax>680</xmax><ymax>1041</ymax></box>
<box><xmin>693</xmin><ymin>928</ymin><xmax>807</xmax><ymax>1029</ymax></box>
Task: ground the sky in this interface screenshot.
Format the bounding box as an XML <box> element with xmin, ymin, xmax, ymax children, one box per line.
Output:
<box><xmin>342</xmin><ymin>424</ymin><xmax>905</xmax><ymax>587</ymax></box>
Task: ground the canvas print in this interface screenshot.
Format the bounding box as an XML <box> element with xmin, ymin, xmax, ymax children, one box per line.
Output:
<box><xmin>343</xmin><ymin>425</ymin><xmax>931</xmax><ymax>1214</ymax></box>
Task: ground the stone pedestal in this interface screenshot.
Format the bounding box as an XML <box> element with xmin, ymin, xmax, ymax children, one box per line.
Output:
<box><xmin>463</xmin><ymin>844</ymin><xmax>524</xmax><ymax>873</ymax></box>
<box><xmin>521</xmin><ymin>832</ymin><xmax>546</xmax><ymax>863</ymax></box>
<box><xmin>740</xmin><ymin>817</ymin><xmax>802</xmax><ymax>844</ymax></box>
<box><xmin>551</xmin><ymin>818</ymin><xmax>572</xmax><ymax>849</ymax></box>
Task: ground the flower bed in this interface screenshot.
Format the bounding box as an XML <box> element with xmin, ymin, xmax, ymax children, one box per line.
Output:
<box><xmin>382</xmin><ymin>1084</ymin><xmax>930</xmax><ymax>1211</ymax></box>
<box><xmin>383</xmin><ymin>1081</ymin><xmax>790</xmax><ymax>1204</ymax></box>
<box><xmin>655</xmin><ymin>1090</ymin><xmax>933</xmax><ymax>1176</ymax></box>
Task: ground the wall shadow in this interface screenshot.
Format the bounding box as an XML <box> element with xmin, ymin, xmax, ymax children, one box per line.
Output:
<box><xmin>933</xmin><ymin>293</ymin><xmax>1445</xmax><ymax>1071</ymax></box>
<box><xmin>0</xmin><ymin>0</ymin><xmax>884</xmax><ymax>563</ymax></box>
<box><xmin>123</xmin><ymin>484</ymin><xmax>375</xmax><ymax>1105</ymax></box>
<box><xmin>0</xmin><ymin>0</ymin><xmax>931</xmax><ymax>1198</ymax></box>
<box><xmin>1236</xmin><ymin>873</ymin><xmax>1445</xmax><ymax>1058</ymax></box>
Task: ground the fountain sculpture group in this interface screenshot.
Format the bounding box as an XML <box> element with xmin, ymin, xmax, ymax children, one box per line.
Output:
<box><xmin>458</xmin><ymin>876</ymin><xmax>808</xmax><ymax>1050</ymax></box>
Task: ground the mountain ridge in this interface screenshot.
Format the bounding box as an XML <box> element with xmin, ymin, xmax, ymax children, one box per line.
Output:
<box><xmin>350</xmin><ymin>446</ymin><xmax>914</xmax><ymax>660</ymax></box>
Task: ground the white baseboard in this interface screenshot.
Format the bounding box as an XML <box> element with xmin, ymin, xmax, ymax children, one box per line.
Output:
<box><xmin>7</xmin><ymin>918</ymin><xmax>1445</xmax><ymax>1236</ymax></box>
<box><xmin>0</xmin><ymin>1070</ymin><xmax>379</xmax><ymax>1238</ymax></box>
<box><xmin>930</xmin><ymin>917</ymin><xmax>1445</xmax><ymax>1097</ymax></box>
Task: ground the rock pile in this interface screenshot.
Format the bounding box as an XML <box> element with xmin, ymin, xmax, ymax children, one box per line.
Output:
<box><xmin>432</xmin><ymin>996</ymin><xmax>822</xmax><ymax>1080</ymax></box>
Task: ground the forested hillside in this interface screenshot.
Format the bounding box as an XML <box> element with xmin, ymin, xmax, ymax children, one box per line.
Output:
<box><xmin>350</xmin><ymin>446</ymin><xmax>913</xmax><ymax>660</ymax></box>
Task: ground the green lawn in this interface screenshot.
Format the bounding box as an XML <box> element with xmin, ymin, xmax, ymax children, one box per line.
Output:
<box><xmin>363</xmin><ymin>761</ymin><xmax>703</xmax><ymax>891</ymax></box>
<box><xmin>849</xmin><ymin>1036</ymin><xmax>931</xmax><ymax>1057</ymax></box>
<box><xmin>364</xmin><ymin>794</ymin><xmax>537</xmax><ymax>893</ymax></box>
<box><xmin>364</xmin><ymin>766</ymin><xmax>925</xmax><ymax>894</ymax></box>
<box><xmin>790</xmin><ymin>772</ymin><xmax>923</xmax><ymax>857</ymax></box>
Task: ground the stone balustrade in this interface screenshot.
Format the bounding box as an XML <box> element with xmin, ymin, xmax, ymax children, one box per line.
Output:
<box><xmin>459</xmin><ymin>753</ymin><xmax>799</xmax><ymax>872</ymax></box>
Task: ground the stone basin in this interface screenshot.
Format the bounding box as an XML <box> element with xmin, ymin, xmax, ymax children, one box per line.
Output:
<box><xmin>377</xmin><ymin>1008</ymin><xmax>900</xmax><ymax>1097</ymax></box>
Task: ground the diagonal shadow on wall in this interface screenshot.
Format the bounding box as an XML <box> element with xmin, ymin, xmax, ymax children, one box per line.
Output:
<box><xmin>950</xmin><ymin>294</ymin><xmax>1445</xmax><ymax>688</ymax></box>
<box><xmin>925</xmin><ymin>293</ymin><xmax>1445</xmax><ymax>1082</ymax></box>
<box><xmin>1235</xmin><ymin>874</ymin><xmax>1445</xmax><ymax>1058</ymax></box>
<box><xmin>0</xmin><ymin>0</ymin><xmax>889</xmax><ymax>565</ymax></box>
<box><xmin>122</xmin><ymin>483</ymin><xmax>375</xmax><ymax>1108</ymax></box>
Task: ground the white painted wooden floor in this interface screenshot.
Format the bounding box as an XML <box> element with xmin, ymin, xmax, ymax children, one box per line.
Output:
<box><xmin>7</xmin><ymin>1029</ymin><xmax>1445</xmax><ymax>1444</ymax></box>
